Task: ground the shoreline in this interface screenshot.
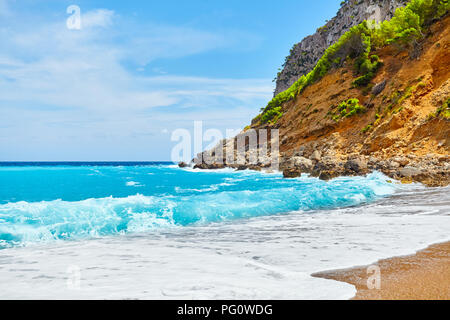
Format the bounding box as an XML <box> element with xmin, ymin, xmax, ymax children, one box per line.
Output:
<box><xmin>0</xmin><ymin>173</ymin><xmax>448</xmax><ymax>299</ymax></box>
<box><xmin>187</xmin><ymin>162</ymin><xmax>450</xmax><ymax>187</ymax></box>
<box><xmin>312</xmin><ymin>241</ymin><xmax>450</xmax><ymax>300</ymax></box>
<box><xmin>187</xmin><ymin>152</ymin><xmax>450</xmax><ymax>188</ymax></box>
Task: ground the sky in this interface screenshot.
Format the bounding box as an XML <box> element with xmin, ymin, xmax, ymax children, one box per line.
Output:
<box><xmin>0</xmin><ymin>0</ymin><xmax>342</xmax><ymax>161</ymax></box>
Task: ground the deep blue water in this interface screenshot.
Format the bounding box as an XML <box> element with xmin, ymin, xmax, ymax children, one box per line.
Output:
<box><xmin>0</xmin><ymin>162</ymin><xmax>397</xmax><ymax>248</ymax></box>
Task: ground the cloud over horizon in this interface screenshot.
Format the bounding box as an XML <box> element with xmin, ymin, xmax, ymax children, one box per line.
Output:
<box><xmin>0</xmin><ymin>1</ymin><xmax>272</xmax><ymax>160</ymax></box>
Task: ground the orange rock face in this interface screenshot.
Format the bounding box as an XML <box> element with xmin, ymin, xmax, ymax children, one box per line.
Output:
<box><xmin>254</xmin><ymin>16</ymin><xmax>450</xmax><ymax>165</ymax></box>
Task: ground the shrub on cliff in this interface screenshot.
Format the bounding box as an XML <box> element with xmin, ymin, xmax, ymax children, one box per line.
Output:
<box><xmin>371</xmin><ymin>0</ymin><xmax>449</xmax><ymax>53</ymax></box>
<box><xmin>436</xmin><ymin>98</ymin><xmax>450</xmax><ymax>119</ymax></box>
<box><xmin>332</xmin><ymin>98</ymin><xmax>366</xmax><ymax>120</ymax></box>
<box><xmin>260</xmin><ymin>107</ymin><xmax>283</xmax><ymax>124</ymax></box>
<box><xmin>328</xmin><ymin>98</ymin><xmax>367</xmax><ymax>121</ymax></box>
<box><xmin>259</xmin><ymin>22</ymin><xmax>372</xmax><ymax>123</ymax></box>
<box><xmin>352</xmin><ymin>54</ymin><xmax>383</xmax><ymax>87</ymax></box>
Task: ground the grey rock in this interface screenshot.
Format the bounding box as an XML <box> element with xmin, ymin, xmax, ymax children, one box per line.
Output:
<box><xmin>178</xmin><ymin>162</ymin><xmax>188</xmax><ymax>168</ymax></box>
<box><xmin>310</xmin><ymin>150</ymin><xmax>322</xmax><ymax>162</ymax></box>
<box><xmin>368</xmin><ymin>156</ymin><xmax>378</xmax><ymax>165</ymax></box>
<box><xmin>319</xmin><ymin>170</ymin><xmax>341</xmax><ymax>181</ymax></box>
<box><xmin>344</xmin><ymin>157</ymin><xmax>368</xmax><ymax>173</ymax></box>
<box><xmin>283</xmin><ymin>168</ymin><xmax>302</xmax><ymax>178</ymax></box>
<box><xmin>372</xmin><ymin>80</ymin><xmax>387</xmax><ymax>96</ymax></box>
<box><xmin>387</xmin><ymin>160</ymin><xmax>400</xmax><ymax>169</ymax></box>
<box><xmin>295</xmin><ymin>146</ymin><xmax>306</xmax><ymax>156</ymax></box>
<box><xmin>291</xmin><ymin>156</ymin><xmax>314</xmax><ymax>172</ymax></box>
<box><xmin>399</xmin><ymin>166</ymin><xmax>422</xmax><ymax>177</ymax></box>
<box><xmin>392</xmin><ymin>156</ymin><xmax>409</xmax><ymax>166</ymax></box>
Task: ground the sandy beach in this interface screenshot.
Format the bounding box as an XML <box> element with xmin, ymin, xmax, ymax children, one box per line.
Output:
<box><xmin>313</xmin><ymin>241</ymin><xmax>450</xmax><ymax>300</ymax></box>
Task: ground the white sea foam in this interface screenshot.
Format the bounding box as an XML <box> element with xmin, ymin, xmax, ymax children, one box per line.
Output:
<box><xmin>179</xmin><ymin>166</ymin><xmax>238</xmax><ymax>174</ymax></box>
<box><xmin>0</xmin><ymin>170</ymin><xmax>408</xmax><ymax>249</ymax></box>
<box><xmin>174</xmin><ymin>185</ymin><xmax>219</xmax><ymax>193</ymax></box>
<box><xmin>125</xmin><ymin>181</ymin><xmax>144</xmax><ymax>187</ymax></box>
<box><xmin>174</xmin><ymin>182</ymin><xmax>234</xmax><ymax>193</ymax></box>
<box><xmin>0</xmin><ymin>184</ymin><xmax>448</xmax><ymax>299</ymax></box>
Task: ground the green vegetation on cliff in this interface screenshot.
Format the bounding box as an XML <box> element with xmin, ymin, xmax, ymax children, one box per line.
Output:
<box><xmin>255</xmin><ymin>0</ymin><xmax>449</xmax><ymax>125</ymax></box>
<box><xmin>329</xmin><ymin>98</ymin><xmax>366</xmax><ymax>121</ymax></box>
<box><xmin>435</xmin><ymin>98</ymin><xmax>450</xmax><ymax>119</ymax></box>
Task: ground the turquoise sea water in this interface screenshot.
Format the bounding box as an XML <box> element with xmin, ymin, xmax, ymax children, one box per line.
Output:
<box><xmin>0</xmin><ymin>162</ymin><xmax>397</xmax><ymax>248</ymax></box>
<box><xmin>1</xmin><ymin>162</ymin><xmax>450</xmax><ymax>299</ymax></box>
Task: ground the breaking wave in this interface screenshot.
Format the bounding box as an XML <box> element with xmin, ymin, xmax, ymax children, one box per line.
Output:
<box><xmin>0</xmin><ymin>165</ymin><xmax>400</xmax><ymax>248</ymax></box>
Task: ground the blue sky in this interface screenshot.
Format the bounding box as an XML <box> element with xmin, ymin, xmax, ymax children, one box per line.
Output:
<box><xmin>0</xmin><ymin>0</ymin><xmax>341</xmax><ymax>161</ymax></box>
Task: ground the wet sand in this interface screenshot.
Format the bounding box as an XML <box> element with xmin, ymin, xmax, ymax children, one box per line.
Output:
<box><xmin>312</xmin><ymin>241</ymin><xmax>450</xmax><ymax>300</ymax></box>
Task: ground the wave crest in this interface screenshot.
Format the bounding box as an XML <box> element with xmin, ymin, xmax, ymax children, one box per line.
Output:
<box><xmin>0</xmin><ymin>172</ymin><xmax>398</xmax><ymax>248</ymax></box>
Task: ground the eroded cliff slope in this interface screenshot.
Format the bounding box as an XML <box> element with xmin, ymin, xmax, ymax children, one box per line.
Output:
<box><xmin>271</xmin><ymin>15</ymin><xmax>450</xmax><ymax>185</ymax></box>
<box><xmin>192</xmin><ymin>2</ymin><xmax>449</xmax><ymax>187</ymax></box>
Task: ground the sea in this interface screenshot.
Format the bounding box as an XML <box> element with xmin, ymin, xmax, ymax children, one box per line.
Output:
<box><xmin>0</xmin><ymin>162</ymin><xmax>448</xmax><ymax>299</ymax></box>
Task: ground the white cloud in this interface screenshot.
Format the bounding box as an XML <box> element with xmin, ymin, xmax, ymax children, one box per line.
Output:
<box><xmin>123</xmin><ymin>25</ymin><xmax>231</xmax><ymax>65</ymax></box>
<box><xmin>82</xmin><ymin>9</ymin><xmax>115</xmax><ymax>28</ymax></box>
<box><xmin>0</xmin><ymin>4</ymin><xmax>272</xmax><ymax>160</ymax></box>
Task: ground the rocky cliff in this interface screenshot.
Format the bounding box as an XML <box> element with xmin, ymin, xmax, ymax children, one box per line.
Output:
<box><xmin>270</xmin><ymin>14</ymin><xmax>450</xmax><ymax>186</ymax></box>
<box><xmin>189</xmin><ymin>2</ymin><xmax>450</xmax><ymax>187</ymax></box>
<box><xmin>274</xmin><ymin>0</ymin><xmax>407</xmax><ymax>96</ymax></box>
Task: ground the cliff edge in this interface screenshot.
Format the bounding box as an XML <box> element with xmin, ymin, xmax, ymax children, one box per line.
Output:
<box><xmin>190</xmin><ymin>1</ymin><xmax>450</xmax><ymax>187</ymax></box>
<box><xmin>274</xmin><ymin>0</ymin><xmax>408</xmax><ymax>95</ymax></box>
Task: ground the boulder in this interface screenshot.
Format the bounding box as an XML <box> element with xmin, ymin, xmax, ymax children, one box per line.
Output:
<box><xmin>344</xmin><ymin>157</ymin><xmax>368</xmax><ymax>173</ymax></box>
<box><xmin>372</xmin><ymin>80</ymin><xmax>386</xmax><ymax>96</ymax></box>
<box><xmin>399</xmin><ymin>166</ymin><xmax>422</xmax><ymax>178</ymax></box>
<box><xmin>283</xmin><ymin>168</ymin><xmax>302</xmax><ymax>178</ymax></box>
<box><xmin>310</xmin><ymin>150</ymin><xmax>322</xmax><ymax>162</ymax></box>
<box><xmin>291</xmin><ymin>156</ymin><xmax>314</xmax><ymax>172</ymax></box>
<box><xmin>387</xmin><ymin>160</ymin><xmax>400</xmax><ymax>170</ymax></box>
<box><xmin>392</xmin><ymin>156</ymin><xmax>409</xmax><ymax>166</ymax></box>
<box><xmin>319</xmin><ymin>170</ymin><xmax>341</xmax><ymax>181</ymax></box>
<box><xmin>193</xmin><ymin>163</ymin><xmax>208</xmax><ymax>169</ymax></box>
<box><xmin>368</xmin><ymin>156</ymin><xmax>378</xmax><ymax>166</ymax></box>
<box><xmin>295</xmin><ymin>146</ymin><xmax>306</xmax><ymax>156</ymax></box>
<box><xmin>193</xmin><ymin>163</ymin><xmax>225</xmax><ymax>170</ymax></box>
<box><xmin>178</xmin><ymin>162</ymin><xmax>188</xmax><ymax>168</ymax></box>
